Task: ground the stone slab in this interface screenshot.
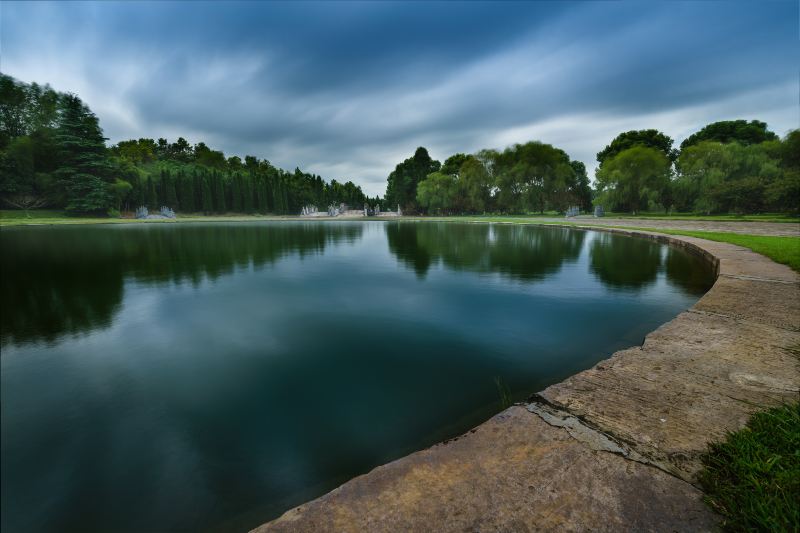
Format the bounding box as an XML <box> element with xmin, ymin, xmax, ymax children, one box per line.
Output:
<box><xmin>255</xmin><ymin>407</ymin><xmax>717</xmax><ymax>533</ymax></box>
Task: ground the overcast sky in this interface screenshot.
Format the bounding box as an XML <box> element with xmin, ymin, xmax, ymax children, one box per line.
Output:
<box><xmin>1</xmin><ymin>1</ymin><xmax>797</xmax><ymax>196</ymax></box>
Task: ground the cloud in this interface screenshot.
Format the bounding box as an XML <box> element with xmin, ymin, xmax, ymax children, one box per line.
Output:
<box><xmin>1</xmin><ymin>1</ymin><xmax>797</xmax><ymax>195</ymax></box>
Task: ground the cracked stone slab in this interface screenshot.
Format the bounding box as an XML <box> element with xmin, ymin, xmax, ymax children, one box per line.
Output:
<box><xmin>539</xmin><ymin>311</ymin><xmax>800</xmax><ymax>480</ymax></box>
<box><xmin>254</xmin><ymin>406</ymin><xmax>717</xmax><ymax>533</ymax></box>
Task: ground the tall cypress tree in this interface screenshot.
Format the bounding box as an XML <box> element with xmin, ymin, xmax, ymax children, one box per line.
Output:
<box><xmin>231</xmin><ymin>174</ymin><xmax>242</xmax><ymax>212</ymax></box>
<box><xmin>53</xmin><ymin>94</ymin><xmax>111</xmax><ymax>213</ymax></box>
<box><xmin>147</xmin><ymin>176</ymin><xmax>158</xmax><ymax>209</ymax></box>
<box><xmin>243</xmin><ymin>174</ymin><xmax>254</xmax><ymax>212</ymax></box>
<box><xmin>179</xmin><ymin>170</ymin><xmax>195</xmax><ymax>212</ymax></box>
<box><xmin>164</xmin><ymin>170</ymin><xmax>178</xmax><ymax>208</ymax></box>
<box><xmin>193</xmin><ymin>170</ymin><xmax>202</xmax><ymax>212</ymax></box>
<box><xmin>212</xmin><ymin>171</ymin><xmax>226</xmax><ymax>213</ymax></box>
<box><xmin>201</xmin><ymin>173</ymin><xmax>213</xmax><ymax>213</ymax></box>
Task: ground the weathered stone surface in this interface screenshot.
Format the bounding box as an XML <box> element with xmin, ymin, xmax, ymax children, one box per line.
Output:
<box><xmin>252</xmin><ymin>227</ymin><xmax>799</xmax><ymax>533</ymax></box>
<box><xmin>692</xmin><ymin>276</ymin><xmax>800</xmax><ymax>330</ymax></box>
<box><xmin>539</xmin><ymin>311</ymin><xmax>800</xmax><ymax>480</ymax></box>
<box><xmin>255</xmin><ymin>407</ymin><xmax>716</xmax><ymax>533</ymax></box>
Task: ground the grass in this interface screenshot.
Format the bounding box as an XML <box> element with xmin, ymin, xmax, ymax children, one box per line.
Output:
<box><xmin>0</xmin><ymin>209</ymin><xmax>292</xmax><ymax>226</ymax></box>
<box><xmin>698</xmin><ymin>403</ymin><xmax>800</xmax><ymax>532</ymax></box>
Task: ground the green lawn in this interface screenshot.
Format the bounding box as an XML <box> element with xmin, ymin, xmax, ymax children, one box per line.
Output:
<box><xmin>0</xmin><ymin>210</ymin><xmax>291</xmax><ymax>226</ymax></box>
<box><xmin>698</xmin><ymin>403</ymin><xmax>800</xmax><ymax>532</ymax></box>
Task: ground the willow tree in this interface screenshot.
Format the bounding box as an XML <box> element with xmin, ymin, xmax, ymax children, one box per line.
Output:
<box><xmin>595</xmin><ymin>145</ymin><xmax>672</xmax><ymax>213</ymax></box>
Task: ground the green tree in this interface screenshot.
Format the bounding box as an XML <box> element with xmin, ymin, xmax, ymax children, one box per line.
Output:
<box><xmin>201</xmin><ymin>174</ymin><xmax>213</xmax><ymax>213</ymax></box>
<box><xmin>212</xmin><ymin>171</ymin><xmax>226</xmax><ymax>212</ymax></box>
<box><xmin>179</xmin><ymin>171</ymin><xmax>195</xmax><ymax>212</ymax></box>
<box><xmin>147</xmin><ymin>176</ymin><xmax>158</xmax><ymax>209</ymax></box>
<box><xmin>766</xmin><ymin>130</ymin><xmax>800</xmax><ymax>213</ymax></box>
<box><xmin>570</xmin><ymin>160</ymin><xmax>592</xmax><ymax>211</ymax></box>
<box><xmin>0</xmin><ymin>136</ymin><xmax>49</xmax><ymax>210</ymax></box>
<box><xmin>597</xmin><ymin>129</ymin><xmax>677</xmax><ymax>165</ymax></box>
<box><xmin>163</xmin><ymin>171</ymin><xmax>178</xmax><ymax>208</ymax></box>
<box><xmin>494</xmin><ymin>141</ymin><xmax>574</xmax><ymax>213</ymax></box>
<box><xmin>675</xmin><ymin>141</ymin><xmax>781</xmax><ymax>214</ymax></box>
<box><xmin>53</xmin><ymin>94</ymin><xmax>111</xmax><ymax>213</ymax></box>
<box><xmin>680</xmin><ymin>120</ymin><xmax>778</xmax><ymax>151</ymax></box>
<box><xmin>230</xmin><ymin>174</ymin><xmax>243</xmax><ymax>212</ymax></box>
<box><xmin>109</xmin><ymin>178</ymin><xmax>132</xmax><ymax>211</ymax></box>
<box><xmin>459</xmin><ymin>156</ymin><xmax>492</xmax><ymax>213</ymax></box>
<box><xmin>0</xmin><ymin>74</ymin><xmax>29</xmax><ymax>144</ymax></box>
<box><xmin>595</xmin><ymin>146</ymin><xmax>672</xmax><ymax>213</ymax></box>
<box><xmin>440</xmin><ymin>153</ymin><xmax>470</xmax><ymax>176</ymax></box>
<box><xmin>385</xmin><ymin>147</ymin><xmax>440</xmax><ymax>212</ymax></box>
<box><xmin>416</xmin><ymin>172</ymin><xmax>460</xmax><ymax>213</ymax></box>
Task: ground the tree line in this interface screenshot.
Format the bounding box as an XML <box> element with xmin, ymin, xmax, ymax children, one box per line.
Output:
<box><xmin>387</xmin><ymin>121</ymin><xmax>798</xmax><ymax>215</ymax></box>
<box><xmin>385</xmin><ymin>145</ymin><xmax>592</xmax><ymax>215</ymax></box>
<box><xmin>0</xmin><ymin>74</ymin><xmax>369</xmax><ymax>215</ymax></box>
<box><xmin>2</xmin><ymin>73</ymin><xmax>797</xmax><ymax>217</ymax></box>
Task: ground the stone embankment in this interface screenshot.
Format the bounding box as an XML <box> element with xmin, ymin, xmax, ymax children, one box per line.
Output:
<box><xmin>253</xmin><ymin>224</ymin><xmax>799</xmax><ymax>533</ymax></box>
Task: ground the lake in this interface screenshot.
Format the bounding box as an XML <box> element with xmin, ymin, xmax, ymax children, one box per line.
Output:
<box><xmin>0</xmin><ymin>221</ymin><xmax>715</xmax><ymax>532</ymax></box>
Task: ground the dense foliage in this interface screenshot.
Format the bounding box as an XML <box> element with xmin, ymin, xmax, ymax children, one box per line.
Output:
<box><xmin>596</xmin><ymin>129</ymin><xmax>678</xmax><ymax>164</ymax></box>
<box><xmin>389</xmin><ymin>121</ymin><xmax>796</xmax><ymax>216</ymax></box>
<box><xmin>404</xmin><ymin>142</ymin><xmax>592</xmax><ymax>215</ymax></box>
<box><xmin>2</xmin><ymin>73</ymin><xmax>797</xmax><ymax>217</ymax></box>
<box><xmin>680</xmin><ymin>119</ymin><xmax>778</xmax><ymax>150</ymax></box>
<box><xmin>0</xmin><ymin>74</ymin><xmax>367</xmax><ymax>215</ymax></box>
<box><xmin>384</xmin><ymin>147</ymin><xmax>441</xmax><ymax>212</ymax></box>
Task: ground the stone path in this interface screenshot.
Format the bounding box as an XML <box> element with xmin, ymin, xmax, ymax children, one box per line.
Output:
<box><xmin>253</xmin><ymin>227</ymin><xmax>799</xmax><ymax>533</ymax></box>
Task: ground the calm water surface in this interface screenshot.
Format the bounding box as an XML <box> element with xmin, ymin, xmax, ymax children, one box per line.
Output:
<box><xmin>1</xmin><ymin>222</ymin><xmax>714</xmax><ymax>532</ymax></box>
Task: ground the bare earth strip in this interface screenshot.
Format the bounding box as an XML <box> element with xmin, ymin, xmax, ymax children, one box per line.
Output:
<box><xmin>252</xmin><ymin>225</ymin><xmax>800</xmax><ymax>533</ymax></box>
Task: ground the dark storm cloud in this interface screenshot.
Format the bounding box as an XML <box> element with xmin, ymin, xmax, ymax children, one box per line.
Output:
<box><xmin>2</xmin><ymin>1</ymin><xmax>797</xmax><ymax>195</ymax></box>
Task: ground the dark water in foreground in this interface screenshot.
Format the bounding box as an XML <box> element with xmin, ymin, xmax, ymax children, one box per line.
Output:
<box><xmin>0</xmin><ymin>222</ymin><xmax>714</xmax><ymax>532</ymax></box>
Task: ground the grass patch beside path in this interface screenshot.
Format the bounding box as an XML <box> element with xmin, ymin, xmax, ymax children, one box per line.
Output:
<box><xmin>698</xmin><ymin>403</ymin><xmax>800</xmax><ymax>532</ymax></box>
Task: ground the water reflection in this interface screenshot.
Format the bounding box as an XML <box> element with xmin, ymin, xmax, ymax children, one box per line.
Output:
<box><xmin>665</xmin><ymin>246</ymin><xmax>716</xmax><ymax>295</ymax></box>
<box><xmin>1</xmin><ymin>221</ymin><xmax>715</xmax><ymax>533</ymax></box>
<box><xmin>0</xmin><ymin>223</ymin><xmax>363</xmax><ymax>346</ymax></box>
<box><xmin>385</xmin><ymin>222</ymin><xmax>586</xmax><ymax>280</ymax></box>
<box><xmin>588</xmin><ymin>232</ymin><xmax>662</xmax><ymax>290</ymax></box>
